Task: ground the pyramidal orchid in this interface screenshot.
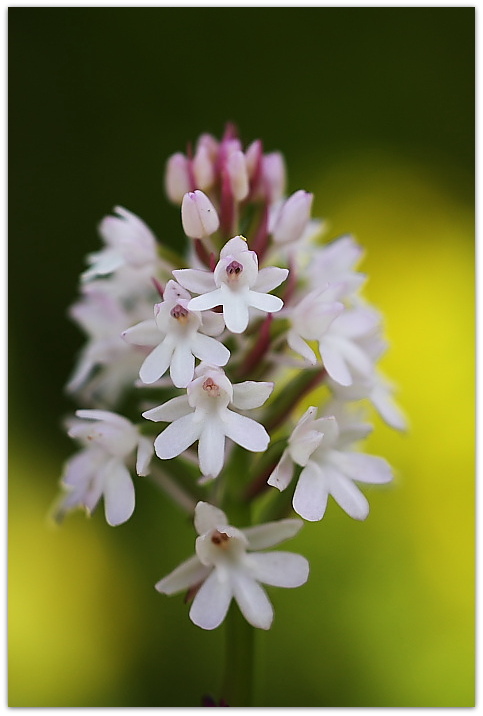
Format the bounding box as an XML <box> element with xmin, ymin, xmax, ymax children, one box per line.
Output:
<box><xmin>56</xmin><ymin>124</ymin><xmax>404</xmax><ymax>707</ymax></box>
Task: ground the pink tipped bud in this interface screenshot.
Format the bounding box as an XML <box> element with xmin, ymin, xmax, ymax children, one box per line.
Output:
<box><xmin>165</xmin><ymin>153</ymin><xmax>191</xmax><ymax>204</ymax></box>
<box><xmin>196</xmin><ymin>133</ymin><xmax>219</xmax><ymax>161</ymax></box>
<box><xmin>272</xmin><ymin>190</ymin><xmax>313</xmax><ymax>245</ymax></box>
<box><xmin>262</xmin><ymin>152</ymin><xmax>286</xmax><ymax>203</ymax></box>
<box><xmin>245</xmin><ymin>140</ymin><xmax>263</xmax><ymax>180</ymax></box>
<box><xmin>226</xmin><ymin>150</ymin><xmax>249</xmax><ymax>201</ymax></box>
<box><xmin>192</xmin><ymin>145</ymin><xmax>216</xmax><ymax>191</ymax></box>
<box><xmin>181</xmin><ymin>190</ymin><xmax>220</xmax><ymax>239</ymax></box>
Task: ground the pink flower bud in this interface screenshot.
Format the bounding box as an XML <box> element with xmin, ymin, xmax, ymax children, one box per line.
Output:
<box><xmin>196</xmin><ymin>133</ymin><xmax>219</xmax><ymax>162</ymax></box>
<box><xmin>192</xmin><ymin>145</ymin><xmax>215</xmax><ymax>191</ymax></box>
<box><xmin>226</xmin><ymin>149</ymin><xmax>249</xmax><ymax>201</ymax></box>
<box><xmin>181</xmin><ymin>190</ymin><xmax>220</xmax><ymax>238</ymax></box>
<box><xmin>272</xmin><ymin>190</ymin><xmax>313</xmax><ymax>245</ymax></box>
<box><xmin>262</xmin><ymin>152</ymin><xmax>286</xmax><ymax>203</ymax></box>
<box><xmin>165</xmin><ymin>152</ymin><xmax>191</xmax><ymax>204</ymax></box>
<box><xmin>245</xmin><ymin>140</ymin><xmax>263</xmax><ymax>179</ymax></box>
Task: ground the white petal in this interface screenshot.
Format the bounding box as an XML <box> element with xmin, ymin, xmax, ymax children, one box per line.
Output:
<box><xmin>292</xmin><ymin>461</ymin><xmax>329</xmax><ymax>522</ymax></box>
<box><xmin>371</xmin><ymin>384</ymin><xmax>407</xmax><ymax>431</ymax></box>
<box><xmin>188</xmin><ymin>288</ymin><xmax>224</xmax><ymax>312</ymax></box>
<box><xmin>190</xmin><ymin>570</ymin><xmax>233</xmax><ymax>630</ymax></box>
<box><xmin>248</xmin><ymin>552</ymin><xmax>309</xmax><ymax>588</ymax></box>
<box><xmin>200</xmin><ymin>310</ymin><xmax>226</xmax><ymax>336</ymax></box>
<box><xmin>222</xmin><ymin>293</ymin><xmax>250</xmax><ymax>333</ymax></box>
<box><xmin>155</xmin><ymin>555</ymin><xmax>211</xmax><ymax>595</ymax></box>
<box><xmin>319</xmin><ymin>340</ymin><xmax>352</xmax><ymax>386</ymax></box>
<box><xmin>198</xmin><ymin>419</ymin><xmax>226</xmax><ymax>478</ymax></box>
<box><xmin>287</xmin><ymin>331</ymin><xmax>317</xmax><ymax>364</ymax></box>
<box><xmin>267</xmin><ymin>450</ymin><xmax>294</xmax><ymax>492</ymax></box>
<box><xmin>290</xmin><ymin>430</ymin><xmax>324</xmax><ymax>467</ymax></box>
<box><xmin>223</xmin><ymin>411</ymin><xmax>269</xmax><ymax>452</ymax></box>
<box><xmin>219</xmin><ymin>235</ymin><xmax>248</xmax><ymax>258</ymax></box>
<box><xmin>139</xmin><ymin>338</ymin><xmax>175</xmax><ymax>384</ymax></box>
<box><xmin>136</xmin><ymin>436</ymin><xmax>154</xmax><ymax>476</ymax></box>
<box><xmin>75</xmin><ymin>409</ymin><xmax>130</xmax><ymax>428</ymax></box>
<box><xmin>194</xmin><ymin>501</ymin><xmax>228</xmax><ymax>535</ymax></box>
<box><xmin>243</xmin><ymin>518</ymin><xmax>303</xmax><ymax>550</ymax></box>
<box><xmin>253</xmin><ymin>266</ymin><xmax>289</xmax><ymax>293</ymax></box>
<box><xmin>102</xmin><ymin>458</ymin><xmax>135</xmax><ymax>526</ymax></box>
<box><xmin>335</xmin><ymin>308</ymin><xmax>380</xmax><ymax>337</ymax></box>
<box><xmin>122</xmin><ymin>319</ymin><xmax>160</xmax><ymax>347</ymax></box>
<box><xmin>248</xmin><ymin>291</ymin><xmax>283</xmax><ymax>314</ymax></box>
<box><xmin>191</xmin><ymin>332</ymin><xmax>230</xmax><ymax>367</ymax></box>
<box><xmin>142</xmin><ymin>396</ymin><xmax>191</xmax><ymax>422</ymax></box>
<box><xmin>170</xmin><ymin>343</ymin><xmax>195</xmax><ymax>388</ymax></box>
<box><xmin>231</xmin><ymin>570</ymin><xmax>273</xmax><ymax>630</ymax></box>
<box><xmin>173</xmin><ymin>268</ymin><xmax>216</xmax><ymax>295</ymax></box>
<box><xmin>154</xmin><ymin>414</ymin><xmax>201</xmax><ymax>459</ymax></box>
<box><xmin>328</xmin><ymin>471</ymin><xmax>369</xmax><ymax>520</ymax></box>
<box><xmin>333</xmin><ymin>451</ymin><xmax>393</xmax><ymax>485</ymax></box>
<box><xmin>231</xmin><ymin>381</ymin><xmax>274</xmax><ymax>410</ymax></box>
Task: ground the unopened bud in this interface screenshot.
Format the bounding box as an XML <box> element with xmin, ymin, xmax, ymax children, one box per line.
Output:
<box><xmin>165</xmin><ymin>153</ymin><xmax>191</xmax><ymax>204</ymax></box>
<box><xmin>227</xmin><ymin>150</ymin><xmax>249</xmax><ymax>201</ymax></box>
<box><xmin>272</xmin><ymin>190</ymin><xmax>313</xmax><ymax>245</ymax></box>
<box><xmin>181</xmin><ymin>190</ymin><xmax>220</xmax><ymax>239</ymax></box>
<box><xmin>245</xmin><ymin>140</ymin><xmax>263</xmax><ymax>179</ymax></box>
<box><xmin>192</xmin><ymin>145</ymin><xmax>215</xmax><ymax>191</ymax></box>
<box><xmin>262</xmin><ymin>152</ymin><xmax>286</xmax><ymax>203</ymax></box>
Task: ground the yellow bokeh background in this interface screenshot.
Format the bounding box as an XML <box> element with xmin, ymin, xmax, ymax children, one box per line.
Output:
<box><xmin>9</xmin><ymin>151</ymin><xmax>474</xmax><ymax>706</ymax></box>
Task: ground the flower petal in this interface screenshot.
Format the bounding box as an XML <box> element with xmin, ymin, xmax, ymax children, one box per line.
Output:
<box><xmin>139</xmin><ymin>338</ymin><xmax>175</xmax><ymax>384</ymax></box>
<box><xmin>142</xmin><ymin>395</ymin><xmax>191</xmax><ymax>422</ymax></box>
<box><xmin>198</xmin><ymin>419</ymin><xmax>226</xmax><ymax>478</ymax></box>
<box><xmin>200</xmin><ymin>310</ymin><xmax>226</xmax><ymax>337</ymax></box>
<box><xmin>223</xmin><ymin>411</ymin><xmax>270</xmax><ymax>452</ymax></box>
<box><xmin>319</xmin><ymin>339</ymin><xmax>353</xmax><ymax>386</ymax></box>
<box><xmin>332</xmin><ymin>451</ymin><xmax>393</xmax><ymax>485</ymax></box>
<box><xmin>170</xmin><ymin>343</ymin><xmax>195</xmax><ymax>388</ymax></box>
<box><xmin>267</xmin><ymin>449</ymin><xmax>294</xmax><ymax>492</ymax></box>
<box><xmin>155</xmin><ymin>555</ymin><xmax>211</xmax><ymax>595</ymax></box>
<box><xmin>231</xmin><ymin>381</ymin><xmax>274</xmax><ymax>410</ymax></box>
<box><xmin>190</xmin><ymin>570</ymin><xmax>233</xmax><ymax>630</ymax></box>
<box><xmin>231</xmin><ymin>570</ymin><xmax>273</xmax><ymax>630</ymax></box>
<box><xmin>194</xmin><ymin>501</ymin><xmax>228</xmax><ymax>535</ymax></box>
<box><xmin>154</xmin><ymin>414</ymin><xmax>201</xmax><ymax>459</ymax></box>
<box><xmin>191</xmin><ymin>332</ymin><xmax>230</xmax><ymax>367</ymax></box>
<box><xmin>242</xmin><ymin>518</ymin><xmax>303</xmax><ymax>550</ymax></box>
<box><xmin>292</xmin><ymin>461</ymin><xmax>329</xmax><ymax>522</ymax></box>
<box><xmin>188</xmin><ymin>288</ymin><xmax>224</xmax><ymax>312</ymax></box>
<box><xmin>173</xmin><ymin>268</ymin><xmax>216</xmax><ymax>295</ymax></box>
<box><xmin>102</xmin><ymin>458</ymin><xmax>135</xmax><ymax>526</ymax></box>
<box><xmin>221</xmin><ymin>292</ymin><xmax>250</xmax><ymax>333</ymax></box>
<box><xmin>122</xmin><ymin>319</ymin><xmax>160</xmax><ymax>346</ymax></box>
<box><xmin>328</xmin><ymin>471</ymin><xmax>369</xmax><ymax>520</ymax></box>
<box><xmin>136</xmin><ymin>436</ymin><xmax>154</xmax><ymax>476</ymax></box>
<box><xmin>248</xmin><ymin>552</ymin><xmax>309</xmax><ymax>588</ymax></box>
<box><xmin>253</xmin><ymin>266</ymin><xmax>289</xmax><ymax>293</ymax></box>
<box><xmin>287</xmin><ymin>331</ymin><xmax>317</xmax><ymax>365</ymax></box>
<box><xmin>248</xmin><ymin>291</ymin><xmax>283</xmax><ymax>314</ymax></box>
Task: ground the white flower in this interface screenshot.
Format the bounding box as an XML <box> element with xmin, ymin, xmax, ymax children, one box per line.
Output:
<box><xmin>142</xmin><ymin>364</ymin><xmax>273</xmax><ymax>480</ymax></box>
<box><xmin>317</xmin><ymin>305</ymin><xmax>382</xmax><ymax>387</ymax></box>
<box><xmin>82</xmin><ymin>206</ymin><xmax>159</xmax><ymax>282</ymax></box>
<box><xmin>56</xmin><ymin>410</ymin><xmax>153</xmax><ymax>526</ymax></box>
<box><xmin>173</xmin><ymin>236</ymin><xmax>288</xmax><ymax>333</ymax></box>
<box><xmin>122</xmin><ymin>280</ymin><xmax>229</xmax><ymax>388</ymax></box>
<box><xmin>155</xmin><ymin>501</ymin><xmax>309</xmax><ymax>630</ymax></box>
<box><xmin>307</xmin><ymin>234</ymin><xmax>366</xmax><ymax>296</ymax></box>
<box><xmin>268</xmin><ymin>406</ymin><xmax>392</xmax><ymax>522</ymax></box>
<box><xmin>286</xmin><ymin>284</ymin><xmax>346</xmax><ymax>365</ymax></box>
<box><xmin>66</xmin><ymin>286</ymin><xmax>147</xmax><ymax>406</ymax></box>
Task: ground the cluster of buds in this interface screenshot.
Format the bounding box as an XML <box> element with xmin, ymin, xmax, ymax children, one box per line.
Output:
<box><xmin>56</xmin><ymin>124</ymin><xmax>405</xmax><ymax>634</ymax></box>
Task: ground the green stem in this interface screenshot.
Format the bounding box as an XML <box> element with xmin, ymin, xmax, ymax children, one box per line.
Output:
<box><xmin>221</xmin><ymin>602</ymin><xmax>256</xmax><ymax>706</ymax></box>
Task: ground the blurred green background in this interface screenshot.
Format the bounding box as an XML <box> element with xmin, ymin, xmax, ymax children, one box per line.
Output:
<box><xmin>8</xmin><ymin>7</ymin><xmax>474</xmax><ymax>707</ymax></box>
